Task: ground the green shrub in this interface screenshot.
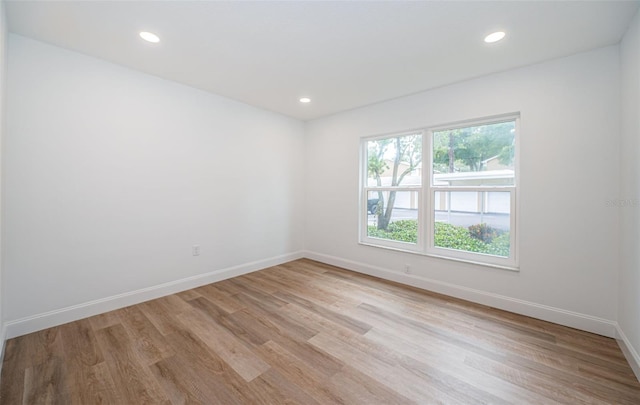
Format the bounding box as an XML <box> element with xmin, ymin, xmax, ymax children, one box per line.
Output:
<box><xmin>434</xmin><ymin>222</ymin><xmax>486</xmax><ymax>252</ymax></box>
<box><xmin>484</xmin><ymin>233</ymin><xmax>510</xmax><ymax>257</ymax></box>
<box><xmin>368</xmin><ymin>220</ymin><xmax>510</xmax><ymax>257</ymax></box>
<box><xmin>368</xmin><ymin>220</ymin><xmax>417</xmax><ymax>243</ymax></box>
<box><xmin>468</xmin><ymin>223</ymin><xmax>502</xmax><ymax>243</ymax></box>
<box><xmin>435</xmin><ymin>222</ymin><xmax>510</xmax><ymax>257</ymax></box>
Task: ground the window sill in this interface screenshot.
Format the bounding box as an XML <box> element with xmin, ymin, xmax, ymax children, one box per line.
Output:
<box><xmin>358</xmin><ymin>241</ymin><xmax>520</xmax><ymax>272</ymax></box>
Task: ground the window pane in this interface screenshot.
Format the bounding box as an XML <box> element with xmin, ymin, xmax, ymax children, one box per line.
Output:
<box><xmin>432</xmin><ymin>121</ymin><xmax>515</xmax><ymax>186</ymax></box>
<box><xmin>367</xmin><ymin>190</ymin><xmax>418</xmax><ymax>244</ymax></box>
<box><xmin>367</xmin><ymin>134</ymin><xmax>422</xmax><ymax>187</ymax></box>
<box><xmin>434</xmin><ymin>191</ymin><xmax>510</xmax><ymax>257</ymax></box>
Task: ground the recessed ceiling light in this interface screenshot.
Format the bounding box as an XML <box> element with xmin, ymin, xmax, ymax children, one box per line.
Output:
<box><xmin>139</xmin><ymin>31</ymin><xmax>160</xmax><ymax>43</ymax></box>
<box><xmin>484</xmin><ymin>31</ymin><xmax>506</xmax><ymax>43</ymax></box>
<box><xmin>299</xmin><ymin>97</ymin><xmax>311</xmax><ymax>103</ymax></box>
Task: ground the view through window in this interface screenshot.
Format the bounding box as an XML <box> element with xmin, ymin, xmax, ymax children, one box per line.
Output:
<box><xmin>361</xmin><ymin>116</ymin><xmax>518</xmax><ymax>268</ymax></box>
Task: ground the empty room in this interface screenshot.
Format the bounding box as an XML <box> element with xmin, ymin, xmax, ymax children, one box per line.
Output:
<box><xmin>0</xmin><ymin>0</ymin><xmax>639</xmax><ymax>403</ymax></box>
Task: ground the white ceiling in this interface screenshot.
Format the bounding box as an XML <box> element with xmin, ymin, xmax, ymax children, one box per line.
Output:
<box><xmin>6</xmin><ymin>1</ymin><xmax>639</xmax><ymax>121</ymax></box>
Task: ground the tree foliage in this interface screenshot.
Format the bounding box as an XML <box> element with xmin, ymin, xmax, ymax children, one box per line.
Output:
<box><xmin>367</xmin><ymin>134</ymin><xmax>421</xmax><ymax>230</ymax></box>
<box><xmin>433</xmin><ymin>121</ymin><xmax>515</xmax><ymax>173</ymax></box>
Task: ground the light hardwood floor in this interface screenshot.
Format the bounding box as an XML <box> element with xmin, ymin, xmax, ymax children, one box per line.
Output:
<box><xmin>1</xmin><ymin>259</ymin><xmax>639</xmax><ymax>404</ymax></box>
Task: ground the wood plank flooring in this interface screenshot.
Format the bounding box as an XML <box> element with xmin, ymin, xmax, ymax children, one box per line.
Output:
<box><xmin>1</xmin><ymin>258</ymin><xmax>639</xmax><ymax>404</ymax></box>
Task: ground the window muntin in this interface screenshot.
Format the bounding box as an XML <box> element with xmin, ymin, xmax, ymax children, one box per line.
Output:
<box><xmin>360</xmin><ymin>115</ymin><xmax>518</xmax><ymax>269</ymax></box>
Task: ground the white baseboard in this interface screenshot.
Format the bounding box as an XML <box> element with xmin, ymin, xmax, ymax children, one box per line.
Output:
<box><xmin>616</xmin><ymin>325</ymin><xmax>640</xmax><ymax>382</ymax></box>
<box><xmin>0</xmin><ymin>323</ymin><xmax>6</xmax><ymax>384</ymax></box>
<box><xmin>1</xmin><ymin>249</ymin><xmax>621</xmax><ymax>342</ymax></box>
<box><xmin>304</xmin><ymin>251</ymin><xmax>618</xmax><ymax>338</ymax></box>
<box><xmin>4</xmin><ymin>251</ymin><xmax>304</xmax><ymax>339</ymax></box>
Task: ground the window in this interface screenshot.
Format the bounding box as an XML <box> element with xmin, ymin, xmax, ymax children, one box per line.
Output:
<box><xmin>363</xmin><ymin>132</ymin><xmax>423</xmax><ymax>250</ymax></box>
<box><xmin>360</xmin><ymin>115</ymin><xmax>518</xmax><ymax>269</ymax></box>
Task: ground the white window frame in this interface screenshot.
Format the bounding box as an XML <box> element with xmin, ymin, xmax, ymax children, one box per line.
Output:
<box><xmin>359</xmin><ymin>114</ymin><xmax>520</xmax><ymax>270</ymax></box>
<box><xmin>360</xmin><ymin>131</ymin><xmax>425</xmax><ymax>253</ymax></box>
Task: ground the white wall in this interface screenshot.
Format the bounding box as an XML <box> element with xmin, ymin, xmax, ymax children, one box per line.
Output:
<box><xmin>0</xmin><ymin>2</ymin><xmax>6</xmax><ymax>352</ymax></box>
<box><xmin>0</xmin><ymin>26</ymin><xmax>632</xmax><ymax>353</ymax></box>
<box><xmin>305</xmin><ymin>46</ymin><xmax>621</xmax><ymax>336</ymax></box>
<box><xmin>619</xmin><ymin>8</ymin><xmax>640</xmax><ymax>377</ymax></box>
<box><xmin>4</xmin><ymin>35</ymin><xmax>305</xmax><ymax>333</ymax></box>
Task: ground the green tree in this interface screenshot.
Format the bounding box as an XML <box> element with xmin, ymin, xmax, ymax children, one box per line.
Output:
<box><xmin>433</xmin><ymin>122</ymin><xmax>514</xmax><ymax>173</ymax></box>
<box><xmin>367</xmin><ymin>134</ymin><xmax>421</xmax><ymax>230</ymax></box>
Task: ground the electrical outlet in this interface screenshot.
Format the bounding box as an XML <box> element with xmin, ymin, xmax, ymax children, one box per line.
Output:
<box><xmin>404</xmin><ymin>264</ymin><xmax>411</xmax><ymax>274</ymax></box>
<box><xmin>192</xmin><ymin>245</ymin><xmax>200</xmax><ymax>256</ymax></box>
